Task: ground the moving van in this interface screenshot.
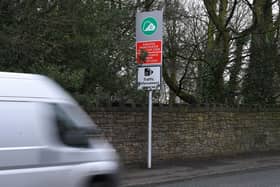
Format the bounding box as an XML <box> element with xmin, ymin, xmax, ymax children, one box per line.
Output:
<box><xmin>0</xmin><ymin>72</ymin><xmax>119</xmax><ymax>187</ymax></box>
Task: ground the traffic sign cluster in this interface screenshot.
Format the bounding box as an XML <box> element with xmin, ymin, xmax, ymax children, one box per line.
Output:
<box><xmin>136</xmin><ymin>10</ymin><xmax>163</xmax><ymax>90</ymax></box>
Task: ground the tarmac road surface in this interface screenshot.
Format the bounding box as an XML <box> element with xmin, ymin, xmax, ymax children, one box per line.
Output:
<box><xmin>157</xmin><ymin>166</ymin><xmax>280</xmax><ymax>187</ymax></box>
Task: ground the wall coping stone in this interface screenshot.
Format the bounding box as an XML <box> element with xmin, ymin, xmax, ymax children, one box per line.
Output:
<box><xmin>89</xmin><ymin>104</ymin><xmax>280</xmax><ymax>113</ymax></box>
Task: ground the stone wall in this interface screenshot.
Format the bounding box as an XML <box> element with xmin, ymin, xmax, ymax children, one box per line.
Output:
<box><xmin>90</xmin><ymin>105</ymin><xmax>280</xmax><ymax>165</ymax></box>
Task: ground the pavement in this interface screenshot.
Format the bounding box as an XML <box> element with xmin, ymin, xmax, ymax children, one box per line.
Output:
<box><xmin>120</xmin><ymin>152</ymin><xmax>280</xmax><ymax>187</ymax></box>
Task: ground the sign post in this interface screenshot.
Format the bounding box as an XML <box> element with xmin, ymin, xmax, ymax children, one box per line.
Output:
<box><xmin>136</xmin><ymin>10</ymin><xmax>163</xmax><ymax>169</ymax></box>
<box><xmin>148</xmin><ymin>90</ymin><xmax>152</xmax><ymax>169</ymax></box>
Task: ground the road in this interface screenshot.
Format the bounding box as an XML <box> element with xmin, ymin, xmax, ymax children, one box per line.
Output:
<box><xmin>156</xmin><ymin>167</ymin><xmax>280</xmax><ymax>187</ymax></box>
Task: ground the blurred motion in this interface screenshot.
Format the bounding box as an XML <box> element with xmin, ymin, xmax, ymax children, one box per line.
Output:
<box><xmin>0</xmin><ymin>72</ymin><xmax>119</xmax><ymax>187</ymax></box>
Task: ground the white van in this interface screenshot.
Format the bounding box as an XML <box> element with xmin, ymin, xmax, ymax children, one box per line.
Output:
<box><xmin>0</xmin><ymin>72</ymin><xmax>119</xmax><ymax>187</ymax></box>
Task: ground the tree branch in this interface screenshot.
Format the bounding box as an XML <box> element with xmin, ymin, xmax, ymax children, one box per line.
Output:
<box><xmin>233</xmin><ymin>0</ymin><xmax>257</xmax><ymax>37</ymax></box>
<box><xmin>163</xmin><ymin>63</ymin><xmax>197</xmax><ymax>104</ymax></box>
<box><xmin>225</xmin><ymin>0</ymin><xmax>238</xmax><ymax>27</ymax></box>
<box><xmin>178</xmin><ymin>48</ymin><xmax>196</xmax><ymax>91</ymax></box>
<box><xmin>203</xmin><ymin>0</ymin><xmax>225</xmax><ymax>33</ymax></box>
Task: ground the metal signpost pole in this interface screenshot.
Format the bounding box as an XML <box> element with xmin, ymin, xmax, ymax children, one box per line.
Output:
<box><xmin>148</xmin><ymin>90</ymin><xmax>152</xmax><ymax>169</ymax></box>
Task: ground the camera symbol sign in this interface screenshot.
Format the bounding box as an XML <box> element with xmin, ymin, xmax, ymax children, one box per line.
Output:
<box><xmin>137</xmin><ymin>66</ymin><xmax>161</xmax><ymax>90</ymax></box>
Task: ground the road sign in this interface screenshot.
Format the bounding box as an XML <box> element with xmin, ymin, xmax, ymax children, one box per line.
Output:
<box><xmin>136</xmin><ymin>10</ymin><xmax>163</xmax><ymax>42</ymax></box>
<box><xmin>137</xmin><ymin>66</ymin><xmax>161</xmax><ymax>90</ymax></box>
<box><xmin>141</xmin><ymin>17</ymin><xmax>158</xmax><ymax>35</ymax></box>
<box><xmin>136</xmin><ymin>40</ymin><xmax>162</xmax><ymax>65</ymax></box>
<box><xmin>136</xmin><ymin>10</ymin><xmax>163</xmax><ymax>169</ymax></box>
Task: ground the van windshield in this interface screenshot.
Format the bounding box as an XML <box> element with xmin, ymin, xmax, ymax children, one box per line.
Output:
<box><xmin>56</xmin><ymin>104</ymin><xmax>97</xmax><ymax>129</ymax></box>
<box><xmin>54</xmin><ymin>104</ymin><xmax>100</xmax><ymax>148</ymax></box>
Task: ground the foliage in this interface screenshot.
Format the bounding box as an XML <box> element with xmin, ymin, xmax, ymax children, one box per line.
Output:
<box><xmin>0</xmin><ymin>0</ymin><xmax>145</xmax><ymax>107</ymax></box>
<box><xmin>162</xmin><ymin>0</ymin><xmax>280</xmax><ymax>105</ymax></box>
<box><xmin>1</xmin><ymin>0</ymin><xmax>280</xmax><ymax>106</ymax></box>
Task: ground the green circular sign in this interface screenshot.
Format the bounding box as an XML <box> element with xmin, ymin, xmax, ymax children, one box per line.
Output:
<box><xmin>141</xmin><ymin>17</ymin><xmax>158</xmax><ymax>36</ymax></box>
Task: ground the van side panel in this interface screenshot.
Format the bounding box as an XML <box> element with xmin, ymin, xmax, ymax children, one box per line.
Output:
<box><xmin>0</xmin><ymin>102</ymin><xmax>44</xmax><ymax>167</ymax></box>
<box><xmin>0</xmin><ymin>102</ymin><xmax>72</xmax><ymax>187</ymax></box>
<box><xmin>0</xmin><ymin>166</ymin><xmax>73</xmax><ymax>187</ymax></box>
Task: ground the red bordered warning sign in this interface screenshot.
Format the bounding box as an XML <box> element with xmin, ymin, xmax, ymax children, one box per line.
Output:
<box><xmin>136</xmin><ymin>40</ymin><xmax>162</xmax><ymax>65</ymax></box>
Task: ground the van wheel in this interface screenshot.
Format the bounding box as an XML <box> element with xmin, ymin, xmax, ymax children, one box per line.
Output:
<box><xmin>91</xmin><ymin>181</ymin><xmax>111</xmax><ymax>187</ymax></box>
<box><xmin>89</xmin><ymin>175</ymin><xmax>118</xmax><ymax>187</ymax></box>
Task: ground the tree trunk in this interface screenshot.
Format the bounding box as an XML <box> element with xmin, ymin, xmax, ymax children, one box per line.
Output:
<box><xmin>243</xmin><ymin>0</ymin><xmax>277</xmax><ymax>104</ymax></box>
<box><xmin>202</xmin><ymin>0</ymin><xmax>230</xmax><ymax>103</ymax></box>
<box><xmin>226</xmin><ymin>37</ymin><xmax>247</xmax><ymax>104</ymax></box>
